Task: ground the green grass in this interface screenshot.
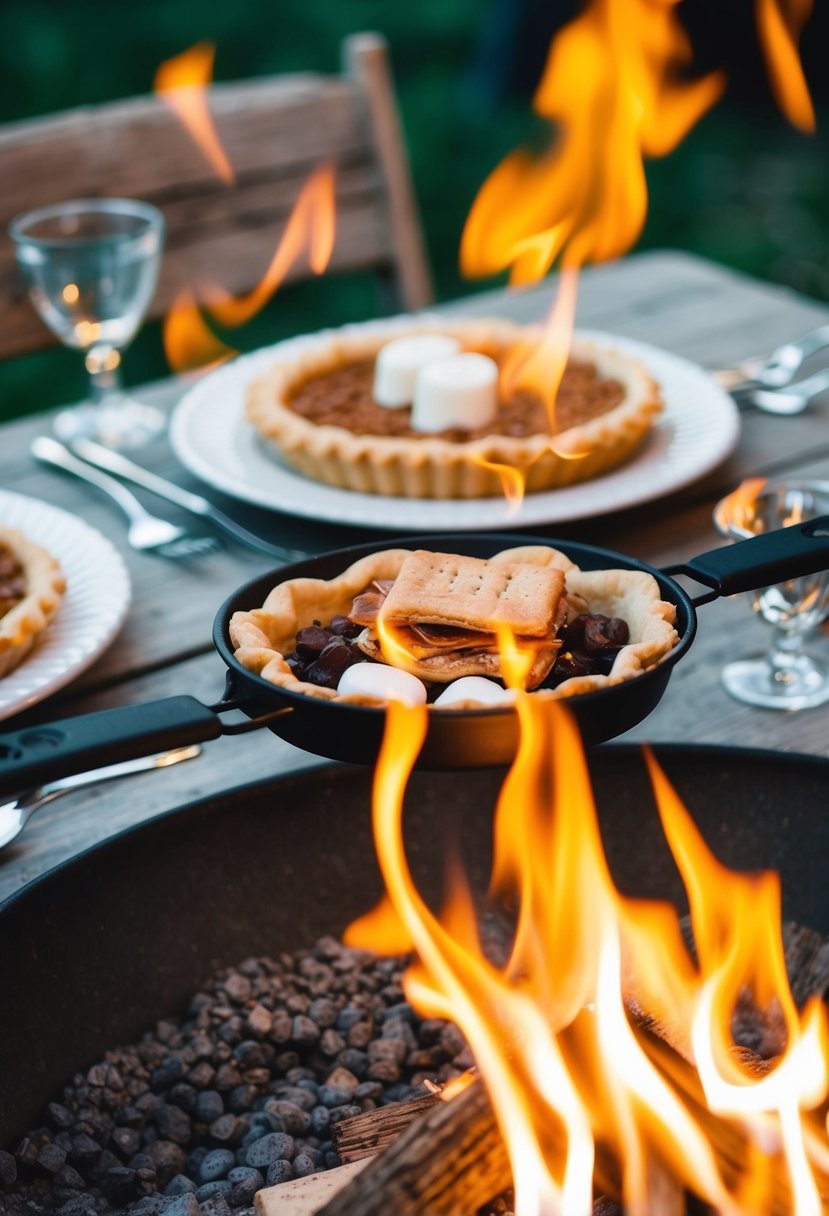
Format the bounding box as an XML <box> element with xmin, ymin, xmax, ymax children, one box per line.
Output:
<box><xmin>1</xmin><ymin>0</ymin><xmax>826</xmax><ymax>422</ymax></box>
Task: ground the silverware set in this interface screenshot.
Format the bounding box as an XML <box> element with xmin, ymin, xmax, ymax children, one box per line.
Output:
<box><xmin>31</xmin><ymin>435</ymin><xmax>307</xmax><ymax>563</ymax></box>
<box><xmin>713</xmin><ymin>324</ymin><xmax>829</xmax><ymax>413</ymax></box>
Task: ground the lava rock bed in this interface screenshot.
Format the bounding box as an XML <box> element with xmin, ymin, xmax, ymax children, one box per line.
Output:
<box><xmin>1</xmin><ymin>936</ymin><xmax>475</xmax><ymax>1216</ymax></box>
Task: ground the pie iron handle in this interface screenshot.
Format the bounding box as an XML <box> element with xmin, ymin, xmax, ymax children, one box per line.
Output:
<box><xmin>664</xmin><ymin>514</ymin><xmax>829</xmax><ymax>601</ymax></box>
<box><xmin>0</xmin><ymin>696</ymin><xmax>223</xmax><ymax>800</ymax></box>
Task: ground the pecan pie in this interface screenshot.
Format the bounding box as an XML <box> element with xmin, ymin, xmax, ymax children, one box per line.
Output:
<box><xmin>229</xmin><ymin>545</ymin><xmax>678</xmax><ymax>709</ymax></box>
<box><xmin>246</xmin><ymin>319</ymin><xmax>662</xmax><ymax>499</ymax></box>
<box><xmin>0</xmin><ymin>527</ymin><xmax>65</xmax><ymax>678</ymax></box>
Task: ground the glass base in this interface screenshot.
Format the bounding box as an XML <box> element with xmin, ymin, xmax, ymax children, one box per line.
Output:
<box><xmin>721</xmin><ymin>650</ymin><xmax>829</xmax><ymax>710</ymax></box>
<box><xmin>54</xmin><ymin>397</ymin><xmax>166</xmax><ymax>450</ymax></box>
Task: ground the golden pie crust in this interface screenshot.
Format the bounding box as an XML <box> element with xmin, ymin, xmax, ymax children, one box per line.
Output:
<box><xmin>246</xmin><ymin>318</ymin><xmax>663</xmax><ymax>499</ymax></box>
<box><xmin>0</xmin><ymin>527</ymin><xmax>65</xmax><ymax>679</ymax></box>
<box><xmin>229</xmin><ymin>545</ymin><xmax>678</xmax><ymax>709</ymax></box>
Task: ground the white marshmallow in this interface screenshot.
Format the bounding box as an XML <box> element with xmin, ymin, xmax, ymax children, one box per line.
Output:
<box><xmin>337</xmin><ymin>662</ymin><xmax>427</xmax><ymax>706</ymax></box>
<box><xmin>433</xmin><ymin>677</ymin><xmax>517</xmax><ymax>707</ymax></box>
<box><xmin>373</xmin><ymin>334</ymin><xmax>462</xmax><ymax>407</ymax></box>
<box><xmin>411</xmin><ymin>353</ymin><xmax>499</xmax><ymax>432</ymax></box>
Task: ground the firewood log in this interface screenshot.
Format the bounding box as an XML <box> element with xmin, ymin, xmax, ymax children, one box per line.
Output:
<box><xmin>333</xmin><ymin>1092</ymin><xmax>440</xmax><ymax>1163</ymax></box>
<box><xmin>261</xmin><ymin>921</ymin><xmax>829</xmax><ymax>1216</ymax></box>
<box><xmin>254</xmin><ymin>1159</ymin><xmax>370</xmax><ymax>1216</ymax></box>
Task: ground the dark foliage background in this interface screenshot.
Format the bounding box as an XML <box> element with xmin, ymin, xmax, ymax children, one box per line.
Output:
<box><xmin>0</xmin><ymin>0</ymin><xmax>826</xmax><ymax>421</ymax></box>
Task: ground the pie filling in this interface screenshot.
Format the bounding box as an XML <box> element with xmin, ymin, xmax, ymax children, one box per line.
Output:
<box><xmin>285</xmin><ymin>356</ymin><xmax>625</xmax><ymax>440</ymax></box>
<box><xmin>0</xmin><ymin>527</ymin><xmax>66</xmax><ymax>681</ymax></box>
<box><xmin>283</xmin><ymin>578</ymin><xmax>631</xmax><ymax>698</ymax></box>
<box><xmin>0</xmin><ymin>542</ymin><xmax>26</xmax><ymax>620</ymax></box>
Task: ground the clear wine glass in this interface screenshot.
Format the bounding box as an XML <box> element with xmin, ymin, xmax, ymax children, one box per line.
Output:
<box><xmin>10</xmin><ymin>198</ymin><xmax>166</xmax><ymax>449</ymax></box>
<box><xmin>713</xmin><ymin>479</ymin><xmax>829</xmax><ymax>709</ymax></box>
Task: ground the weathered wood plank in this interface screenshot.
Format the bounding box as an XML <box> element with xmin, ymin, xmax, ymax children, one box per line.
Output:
<box><xmin>0</xmin><ymin>181</ymin><xmax>396</xmax><ymax>358</ymax></box>
<box><xmin>0</xmin><ymin>78</ymin><xmax>364</xmax><ymax>200</ymax></box>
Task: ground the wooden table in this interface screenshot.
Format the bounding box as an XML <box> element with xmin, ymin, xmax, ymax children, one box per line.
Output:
<box><xmin>2</xmin><ymin>248</ymin><xmax>828</xmax><ymax>903</ymax></box>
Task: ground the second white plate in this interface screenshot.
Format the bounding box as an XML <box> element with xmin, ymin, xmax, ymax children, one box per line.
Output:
<box><xmin>170</xmin><ymin>319</ymin><xmax>740</xmax><ymax>532</ymax></box>
<box><xmin>0</xmin><ymin>491</ymin><xmax>131</xmax><ymax>721</ymax></box>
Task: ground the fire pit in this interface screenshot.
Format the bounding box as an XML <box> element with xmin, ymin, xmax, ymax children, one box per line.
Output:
<box><xmin>2</xmin><ymin>744</ymin><xmax>829</xmax><ymax>1214</ymax></box>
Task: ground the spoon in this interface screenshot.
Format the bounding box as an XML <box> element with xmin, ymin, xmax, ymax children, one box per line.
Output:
<box><xmin>745</xmin><ymin>367</ymin><xmax>829</xmax><ymax>416</ymax></box>
<box><xmin>0</xmin><ymin>744</ymin><xmax>201</xmax><ymax>850</ymax></box>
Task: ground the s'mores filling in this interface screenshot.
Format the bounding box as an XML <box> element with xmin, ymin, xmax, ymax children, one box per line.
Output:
<box><xmin>350</xmin><ymin>550</ymin><xmax>568</xmax><ymax>689</ymax></box>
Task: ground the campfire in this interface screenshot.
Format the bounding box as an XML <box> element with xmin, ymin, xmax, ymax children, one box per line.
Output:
<box><xmin>247</xmin><ymin>697</ymin><xmax>829</xmax><ymax>1216</ymax></box>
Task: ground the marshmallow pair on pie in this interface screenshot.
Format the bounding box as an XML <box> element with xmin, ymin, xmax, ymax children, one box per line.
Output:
<box><xmin>246</xmin><ymin>318</ymin><xmax>663</xmax><ymax>499</ymax></box>
<box><xmin>0</xmin><ymin>527</ymin><xmax>65</xmax><ymax>678</ymax></box>
<box><xmin>229</xmin><ymin>546</ymin><xmax>678</xmax><ymax>709</ymax></box>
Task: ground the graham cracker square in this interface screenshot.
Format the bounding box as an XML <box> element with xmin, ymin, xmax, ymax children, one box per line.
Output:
<box><xmin>380</xmin><ymin>550</ymin><xmax>564</xmax><ymax>637</ymax></box>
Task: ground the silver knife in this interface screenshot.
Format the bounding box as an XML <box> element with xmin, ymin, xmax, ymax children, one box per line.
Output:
<box><xmin>68</xmin><ymin>437</ymin><xmax>307</xmax><ymax>564</ymax></box>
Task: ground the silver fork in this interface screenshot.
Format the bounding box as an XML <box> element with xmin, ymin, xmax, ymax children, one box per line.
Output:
<box><xmin>32</xmin><ymin>437</ymin><xmax>223</xmax><ymax>559</ymax></box>
<box><xmin>69</xmin><ymin>437</ymin><xmax>308</xmax><ymax>564</ymax></box>
<box><xmin>714</xmin><ymin>323</ymin><xmax>829</xmax><ymax>392</ymax></box>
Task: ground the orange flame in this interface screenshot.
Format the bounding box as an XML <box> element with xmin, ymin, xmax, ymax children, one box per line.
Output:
<box><xmin>461</xmin><ymin>0</ymin><xmax>724</xmax><ymax>288</ymax></box>
<box><xmin>162</xmin><ymin>288</ymin><xmax>236</xmax><ymax>375</ymax></box>
<box><xmin>755</xmin><ymin>0</ymin><xmax>816</xmax><ymax>133</ymax></box>
<box><xmin>154</xmin><ymin>43</ymin><xmax>234</xmax><ymax>184</ymax></box>
<box><xmin>162</xmin><ymin>164</ymin><xmax>336</xmax><ymax>374</ymax></box>
<box><xmin>203</xmin><ymin>163</ymin><xmax>336</xmax><ymax>329</ymax></box>
<box><xmin>462</xmin><ymin>0</ymin><xmax>724</xmax><ymax>507</ymax></box>
<box><xmin>351</xmin><ymin>697</ymin><xmax>829</xmax><ymax>1214</ymax></box>
<box><xmin>714</xmin><ymin>477</ymin><xmax>768</xmax><ymax>537</ymax></box>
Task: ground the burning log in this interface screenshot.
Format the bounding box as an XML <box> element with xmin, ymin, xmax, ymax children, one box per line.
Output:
<box><xmin>314</xmin><ymin>1063</ymin><xmax>811</xmax><ymax>1216</ymax></box>
<box><xmin>332</xmin><ymin>1091</ymin><xmax>440</xmax><ymax>1163</ymax></box>
<box><xmin>253</xmin><ymin>922</ymin><xmax>829</xmax><ymax>1216</ymax></box>
<box><xmin>306</xmin><ymin>922</ymin><xmax>829</xmax><ymax>1216</ymax></box>
<box><xmin>317</xmin><ymin>1079</ymin><xmax>506</xmax><ymax>1216</ymax></box>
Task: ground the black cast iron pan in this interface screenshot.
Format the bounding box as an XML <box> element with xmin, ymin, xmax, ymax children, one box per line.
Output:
<box><xmin>2</xmin><ymin>745</ymin><xmax>829</xmax><ymax>1144</ymax></box>
<box><xmin>0</xmin><ymin>522</ymin><xmax>827</xmax><ymax>792</ymax></box>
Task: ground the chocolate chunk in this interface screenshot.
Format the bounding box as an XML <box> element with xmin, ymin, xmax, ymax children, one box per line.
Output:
<box><xmin>295</xmin><ymin>625</ymin><xmax>332</xmax><ymax>656</ymax></box>
<box><xmin>304</xmin><ymin>637</ymin><xmax>361</xmax><ymax>690</ymax></box>
<box><xmin>328</xmin><ymin>614</ymin><xmax>362</xmax><ymax>638</ymax></box>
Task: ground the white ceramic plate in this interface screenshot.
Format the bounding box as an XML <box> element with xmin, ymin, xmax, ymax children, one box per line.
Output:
<box><xmin>0</xmin><ymin>491</ymin><xmax>131</xmax><ymax>721</ymax></box>
<box><xmin>170</xmin><ymin>318</ymin><xmax>740</xmax><ymax>532</ymax></box>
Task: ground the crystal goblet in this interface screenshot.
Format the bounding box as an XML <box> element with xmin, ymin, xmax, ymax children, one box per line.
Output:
<box><xmin>713</xmin><ymin>480</ymin><xmax>829</xmax><ymax>709</ymax></box>
<box><xmin>10</xmin><ymin>198</ymin><xmax>166</xmax><ymax>449</ymax></box>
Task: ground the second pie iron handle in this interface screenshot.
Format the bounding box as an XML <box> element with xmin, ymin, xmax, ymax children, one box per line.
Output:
<box><xmin>664</xmin><ymin>515</ymin><xmax>829</xmax><ymax>603</ymax></box>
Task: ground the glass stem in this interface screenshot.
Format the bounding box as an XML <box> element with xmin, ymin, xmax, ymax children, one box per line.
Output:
<box><xmin>85</xmin><ymin>345</ymin><xmax>123</xmax><ymax>404</ymax></box>
<box><xmin>767</xmin><ymin>624</ymin><xmax>806</xmax><ymax>688</ymax></box>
